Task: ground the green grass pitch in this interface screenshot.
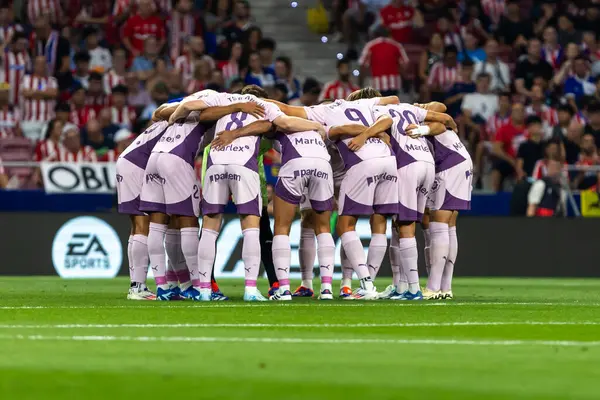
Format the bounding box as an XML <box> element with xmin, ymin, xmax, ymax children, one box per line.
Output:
<box><xmin>1</xmin><ymin>277</ymin><xmax>600</xmax><ymax>399</ymax></box>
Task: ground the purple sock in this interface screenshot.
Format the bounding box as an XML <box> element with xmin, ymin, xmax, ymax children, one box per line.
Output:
<box><xmin>242</xmin><ymin>228</ymin><xmax>261</xmax><ymax>288</ymax></box>
<box><xmin>127</xmin><ymin>235</ymin><xmax>134</xmax><ymax>282</ymax></box>
<box><xmin>426</xmin><ymin>222</ymin><xmax>449</xmax><ymax>292</ymax></box>
<box><xmin>366</xmin><ymin>233</ymin><xmax>387</xmax><ymax>281</ymax></box>
<box><xmin>131</xmin><ymin>234</ymin><xmax>149</xmax><ymax>285</ymax></box>
<box><xmin>340</xmin><ymin>231</ymin><xmax>372</xmax><ymax>290</ymax></box>
<box><xmin>340</xmin><ymin>245</ymin><xmax>353</xmax><ymax>287</ymax></box>
<box><xmin>299</xmin><ymin>228</ymin><xmax>316</xmax><ymax>287</ymax></box>
<box><xmin>441</xmin><ymin>226</ymin><xmax>458</xmax><ymax>292</ymax></box>
<box><xmin>197</xmin><ymin>228</ymin><xmax>217</xmax><ymax>289</ymax></box>
<box><xmin>316</xmin><ymin>233</ymin><xmax>335</xmax><ymax>289</ymax></box>
<box><xmin>272</xmin><ymin>235</ymin><xmax>291</xmax><ymax>290</ymax></box>
<box><xmin>399</xmin><ymin>237</ymin><xmax>420</xmax><ymax>293</ymax></box>
<box><xmin>148</xmin><ymin>223</ymin><xmax>168</xmax><ymax>288</ymax></box>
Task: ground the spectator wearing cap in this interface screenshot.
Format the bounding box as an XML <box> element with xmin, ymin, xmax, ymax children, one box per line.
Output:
<box><xmin>459</xmin><ymin>32</ymin><xmax>486</xmax><ymax>63</ymax></box>
<box><xmin>274</xmin><ymin>56</ymin><xmax>301</xmax><ymax>101</ymax></box>
<box><xmin>496</xmin><ymin>0</ymin><xmax>532</xmax><ymax>47</ymax></box>
<box><xmin>122</xmin><ymin>0</ymin><xmax>166</xmax><ymax>58</ymax></box>
<box><xmin>174</xmin><ymin>36</ymin><xmax>216</xmax><ymax>87</ymax></box>
<box><xmin>83</xmin><ymin>27</ymin><xmax>112</xmax><ymax>73</ymax></box>
<box><xmin>67</xmin><ymin>85</ymin><xmax>97</xmax><ymax>129</ymax></box>
<box><xmin>85</xmin><ymin>72</ymin><xmax>108</xmax><ymax>113</ymax></box>
<box><xmin>0</xmin><ymin>3</ymin><xmax>23</xmax><ymax>45</ymax></box>
<box><xmin>168</xmin><ymin>0</ymin><xmax>205</xmax><ymax>62</ymax></box>
<box><xmin>220</xmin><ymin>41</ymin><xmax>243</xmax><ymax>84</ymax></box>
<box><xmin>427</xmin><ymin>45</ymin><xmax>462</xmax><ymax>103</ymax></box>
<box><xmin>30</xmin><ymin>15</ymin><xmax>71</xmax><ymax>80</ymax></box>
<box><xmin>34</xmin><ymin>119</ymin><xmax>64</xmax><ymax>162</ymax></box>
<box><xmin>109</xmin><ymin>85</ymin><xmax>137</xmax><ymax>130</ymax></box>
<box><xmin>73</xmin><ymin>51</ymin><xmax>91</xmax><ymax>89</ymax></box>
<box><xmin>140</xmin><ymin>83</ymin><xmax>170</xmax><ymax>121</ymax></box>
<box><xmin>2</xmin><ymin>33</ymin><xmax>30</xmax><ymax>107</ymax></box>
<box><xmin>461</xmin><ymin>73</ymin><xmax>498</xmax><ymax>144</ymax></box>
<box><xmin>82</xmin><ymin>119</ymin><xmax>115</xmax><ymax>159</ymax></box>
<box><xmin>492</xmin><ymin>102</ymin><xmax>527</xmax><ymax>191</ymax></box>
<box><xmin>125</xmin><ymin>72</ymin><xmax>152</xmax><ymax>108</ymax></box>
<box><xmin>0</xmin><ymin>82</ymin><xmax>20</xmax><ymax>138</ymax></box>
<box><xmin>104</xmin><ymin>48</ymin><xmax>127</xmax><ymax>94</ymax></box>
<box><xmin>57</xmin><ymin>123</ymin><xmax>97</xmax><ymax>162</ymax></box>
<box><xmin>291</xmin><ymin>78</ymin><xmax>321</xmax><ymax>107</ymax></box>
<box><xmin>258</xmin><ymin>38</ymin><xmax>276</xmax><ymax>70</ymax></box>
<box><xmin>564</xmin><ymin>56</ymin><xmax>597</xmax><ymax>107</ymax></box>
<box><xmin>358</xmin><ymin>26</ymin><xmax>408</xmax><ymax>97</ymax></box>
<box><xmin>558</xmin><ymin>14</ymin><xmax>582</xmax><ymax>48</ymax></box>
<box><xmin>244</xmin><ymin>51</ymin><xmax>275</xmax><ymax>88</ymax></box>
<box><xmin>20</xmin><ymin>56</ymin><xmax>59</xmax><ymax>142</ymax></box>
<box><xmin>515</xmin><ymin>38</ymin><xmax>554</xmax><ymax>99</ymax></box>
<box><xmin>472</xmin><ymin>38</ymin><xmax>510</xmax><ymax>93</ymax></box>
<box><xmin>343</xmin><ymin>0</ymin><xmax>389</xmax><ymax>60</ymax></box>
<box><xmin>516</xmin><ymin>116</ymin><xmax>546</xmax><ymax>179</ymax></box>
<box><xmin>102</xmin><ymin>128</ymin><xmax>134</xmax><ymax>162</ymax></box>
<box><xmin>320</xmin><ymin>58</ymin><xmax>359</xmax><ymax>102</ymax></box>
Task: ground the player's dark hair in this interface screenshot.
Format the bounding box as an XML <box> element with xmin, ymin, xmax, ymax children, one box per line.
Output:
<box><xmin>74</xmin><ymin>51</ymin><xmax>91</xmax><ymax>64</ymax></box>
<box><xmin>346</xmin><ymin>87</ymin><xmax>382</xmax><ymax>101</ymax></box>
<box><xmin>89</xmin><ymin>72</ymin><xmax>103</xmax><ymax>81</ymax></box>
<box><xmin>241</xmin><ymin>84</ymin><xmax>268</xmax><ymax>98</ymax></box>
<box><xmin>112</xmin><ymin>84</ymin><xmax>128</xmax><ymax>96</ymax></box>
<box><xmin>525</xmin><ymin>115</ymin><xmax>543</xmax><ymax>126</ymax></box>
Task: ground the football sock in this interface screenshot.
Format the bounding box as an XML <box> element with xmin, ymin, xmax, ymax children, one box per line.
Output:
<box><xmin>242</xmin><ymin>228</ymin><xmax>261</xmax><ymax>288</ymax></box>
<box><xmin>366</xmin><ymin>233</ymin><xmax>387</xmax><ymax>281</ymax></box>
<box><xmin>426</xmin><ymin>222</ymin><xmax>449</xmax><ymax>292</ymax></box>
<box><xmin>340</xmin><ymin>231</ymin><xmax>373</xmax><ymax>290</ymax></box>
<box><xmin>131</xmin><ymin>234</ymin><xmax>149</xmax><ymax>285</ymax></box>
<box><xmin>197</xmin><ymin>228</ymin><xmax>218</xmax><ymax>289</ymax></box>
<box><xmin>399</xmin><ymin>237</ymin><xmax>420</xmax><ymax>294</ymax></box>
<box><xmin>148</xmin><ymin>223</ymin><xmax>168</xmax><ymax>289</ymax></box>
<box><xmin>441</xmin><ymin>226</ymin><xmax>458</xmax><ymax>292</ymax></box>
<box><xmin>272</xmin><ymin>235</ymin><xmax>291</xmax><ymax>292</ymax></box>
<box><xmin>317</xmin><ymin>233</ymin><xmax>335</xmax><ymax>291</ymax></box>
<box><xmin>299</xmin><ymin>228</ymin><xmax>316</xmax><ymax>289</ymax></box>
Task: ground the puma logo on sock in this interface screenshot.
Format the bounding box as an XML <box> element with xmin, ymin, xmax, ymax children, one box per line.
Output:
<box><xmin>245</xmin><ymin>267</ymin><xmax>251</xmax><ymax>272</ymax></box>
<box><xmin>277</xmin><ymin>267</ymin><xmax>288</xmax><ymax>273</ymax></box>
<box><xmin>320</xmin><ymin>265</ymin><xmax>330</xmax><ymax>270</ymax></box>
<box><xmin>368</xmin><ymin>264</ymin><xmax>376</xmax><ymax>271</ymax></box>
<box><xmin>199</xmin><ymin>272</ymin><xmax>207</xmax><ymax>277</ymax></box>
<box><xmin>151</xmin><ymin>265</ymin><xmax>158</xmax><ymax>271</ymax></box>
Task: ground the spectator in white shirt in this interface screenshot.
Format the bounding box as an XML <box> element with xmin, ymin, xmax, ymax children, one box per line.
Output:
<box><xmin>83</xmin><ymin>27</ymin><xmax>112</xmax><ymax>73</ymax></box>
<box><xmin>462</xmin><ymin>72</ymin><xmax>499</xmax><ymax>143</ymax></box>
<box><xmin>472</xmin><ymin>38</ymin><xmax>511</xmax><ymax>92</ymax></box>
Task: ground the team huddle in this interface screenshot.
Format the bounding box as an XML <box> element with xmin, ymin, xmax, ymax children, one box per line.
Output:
<box><xmin>115</xmin><ymin>84</ymin><xmax>472</xmax><ymax>301</ymax></box>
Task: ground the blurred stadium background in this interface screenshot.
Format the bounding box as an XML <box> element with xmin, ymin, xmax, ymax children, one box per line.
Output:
<box><xmin>0</xmin><ymin>0</ymin><xmax>599</xmax><ymax>279</ymax></box>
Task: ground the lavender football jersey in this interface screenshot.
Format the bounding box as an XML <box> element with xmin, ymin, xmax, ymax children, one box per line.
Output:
<box><xmin>118</xmin><ymin>120</ymin><xmax>169</xmax><ymax>170</ymax></box>
<box><xmin>204</xmin><ymin>93</ymin><xmax>284</xmax><ymax>167</ymax></box>
<box><xmin>275</xmin><ymin>130</ymin><xmax>330</xmax><ymax>165</ymax></box>
<box><xmin>305</xmin><ymin>98</ymin><xmax>392</xmax><ymax>170</ymax></box>
<box><xmin>373</xmin><ymin>104</ymin><xmax>434</xmax><ymax>169</ymax></box>
<box><xmin>427</xmin><ymin>130</ymin><xmax>472</xmax><ymax>172</ymax></box>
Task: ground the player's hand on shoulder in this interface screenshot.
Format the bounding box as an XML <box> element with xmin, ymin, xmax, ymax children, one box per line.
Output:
<box><xmin>240</xmin><ymin>101</ymin><xmax>266</xmax><ymax>119</ymax></box>
<box><xmin>348</xmin><ymin>134</ymin><xmax>367</xmax><ymax>152</ymax></box>
<box><xmin>211</xmin><ymin>130</ymin><xmax>236</xmax><ymax>150</ymax></box>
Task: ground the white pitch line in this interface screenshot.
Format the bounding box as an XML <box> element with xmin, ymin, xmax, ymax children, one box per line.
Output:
<box><xmin>1</xmin><ymin>321</ymin><xmax>600</xmax><ymax>329</ymax></box>
<box><xmin>1</xmin><ymin>334</ymin><xmax>599</xmax><ymax>347</ymax></box>
<box><xmin>1</xmin><ymin>302</ymin><xmax>600</xmax><ymax>310</ymax></box>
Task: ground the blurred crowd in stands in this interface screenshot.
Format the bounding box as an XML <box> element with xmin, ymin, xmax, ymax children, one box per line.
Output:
<box><xmin>0</xmin><ymin>0</ymin><xmax>600</xmax><ymax>194</ymax></box>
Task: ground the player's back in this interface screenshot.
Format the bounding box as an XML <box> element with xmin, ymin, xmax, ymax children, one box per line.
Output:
<box><xmin>427</xmin><ymin>130</ymin><xmax>471</xmax><ymax>172</ymax></box>
<box><xmin>376</xmin><ymin>104</ymin><xmax>434</xmax><ymax>167</ymax></box>
<box><xmin>119</xmin><ymin>120</ymin><xmax>169</xmax><ymax>169</ymax></box>
<box><xmin>275</xmin><ymin>130</ymin><xmax>330</xmax><ymax>165</ymax></box>
<box><xmin>305</xmin><ymin>99</ymin><xmax>391</xmax><ymax>169</ymax></box>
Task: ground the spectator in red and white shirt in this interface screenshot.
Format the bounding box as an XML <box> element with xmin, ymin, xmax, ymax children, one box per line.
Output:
<box><xmin>320</xmin><ymin>58</ymin><xmax>360</xmax><ymax>101</ymax></box>
<box><xmin>34</xmin><ymin>118</ymin><xmax>65</xmax><ymax>161</ymax></box>
<box><xmin>0</xmin><ymin>4</ymin><xmax>23</xmax><ymax>46</ymax></box>
<box><xmin>174</xmin><ymin>36</ymin><xmax>216</xmax><ymax>87</ymax></box>
<box><xmin>85</xmin><ymin>72</ymin><xmax>108</xmax><ymax>113</ymax></box>
<box><xmin>109</xmin><ymin>85</ymin><xmax>137</xmax><ymax>129</ymax></box>
<box><xmin>358</xmin><ymin>27</ymin><xmax>408</xmax><ymax>96</ymax></box>
<box><xmin>379</xmin><ymin>0</ymin><xmax>421</xmax><ymax>44</ymax></box>
<box><xmin>427</xmin><ymin>45</ymin><xmax>462</xmax><ymax>95</ymax></box>
<box><xmin>2</xmin><ymin>33</ymin><xmax>31</xmax><ymax>107</ymax></box>
<box><xmin>101</xmin><ymin>128</ymin><xmax>134</xmax><ymax>162</ymax></box>
<box><xmin>55</xmin><ymin>123</ymin><xmax>97</xmax><ymax>162</ymax></box>
<box><xmin>168</xmin><ymin>0</ymin><xmax>204</xmax><ymax>61</ymax></box>
<box><xmin>485</xmin><ymin>91</ymin><xmax>512</xmax><ymax>140</ymax></box>
<box><xmin>68</xmin><ymin>85</ymin><xmax>97</xmax><ymax>129</ymax></box>
<box><xmin>0</xmin><ymin>82</ymin><xmax>20</xmax><ymax>138</ymax></box>
<box><xmin>28</xmin><ymin>0</ymin><xmax>63</xmax><ymax>26</ymax></box>
<box><xmin>20</xmin><ymin>56</ymin><xmax>59</xmax><ymax>142</ymax></box>
<box><xmin>103</xmin><ymin>48</ymin><xmax>127</xmax><ymax>94</ymax></box>
<box><xmin>525</xmin><ymin>84</ymin><xmax>558</xmax><ymax>139</ymax></box>
<box><xmin>122</xmin><ymin>0</ymin><xmax>166</xmax><ymax>58</ymax></box>
<box><xmin>492</xmin><ymin>102</ymin><xmax>527</xmax><ymax>191</ymax></box>
<box><xmin>220</xmin><ymin>41</ymin><xmax>243</xmax><ymax>84</ymax></box>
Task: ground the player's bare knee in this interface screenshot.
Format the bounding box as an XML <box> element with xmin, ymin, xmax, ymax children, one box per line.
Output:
<box><xmin>202</xmin><ymin>214</ymin><xmax>222</xmax><ymax>231</ymax></box>
<box><xmin>313</xmin><ymin>211</ymin><xmax>331</xmax><ymax>235</ymax></box>
<box><xmin>397</xmin><ymin>221</ymin><xmax>416</xmax><ymax>238</ymax></box>
<box><xmin>149</xmin><ymin>212</ymin><xmax>169</xmax><ymax>225</ymax></box>
<box><xmin>167</xmin><ymin>217</ymin><xmax>179</xmax><ymax>229</ymax></box>
<box><xmin>300</xmin><ymin>210</ymin><xmax>315</xmax><ymax>230</ymax></box>
<box><xmin>133</xmin><ymin>215</ymin><xmax>150</xmax><ymax>236</ymax></box>
<box><xmin>178</xmin><ymin>216</ymin><xmax>199</xmax><ymax>229</ymax></box>
<box><xmin>240</xmin><ymin>214</ymin><xmax>261</xmax><ymax>231</ymax></box>
<box><xmin>431</xmin><ymin>210</ymin><xmax>452</xmax><ymax>224</ymax></box>
<box><xmin>370</xmin><ymin>214</ymin><xmax>387</xmax><ymax>234</ymax></box>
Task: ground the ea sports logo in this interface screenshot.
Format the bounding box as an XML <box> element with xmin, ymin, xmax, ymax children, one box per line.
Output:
<box><xmin>52</xmin><ymin>216</ymin><xmax>122</xmax><ymax>278</ymax></box>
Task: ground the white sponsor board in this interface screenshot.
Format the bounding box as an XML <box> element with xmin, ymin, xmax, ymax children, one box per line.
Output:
<box><xmin>41</xmin><ymin>162</ymin><xmax>116</xmax><ymax>194</ymax></box>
